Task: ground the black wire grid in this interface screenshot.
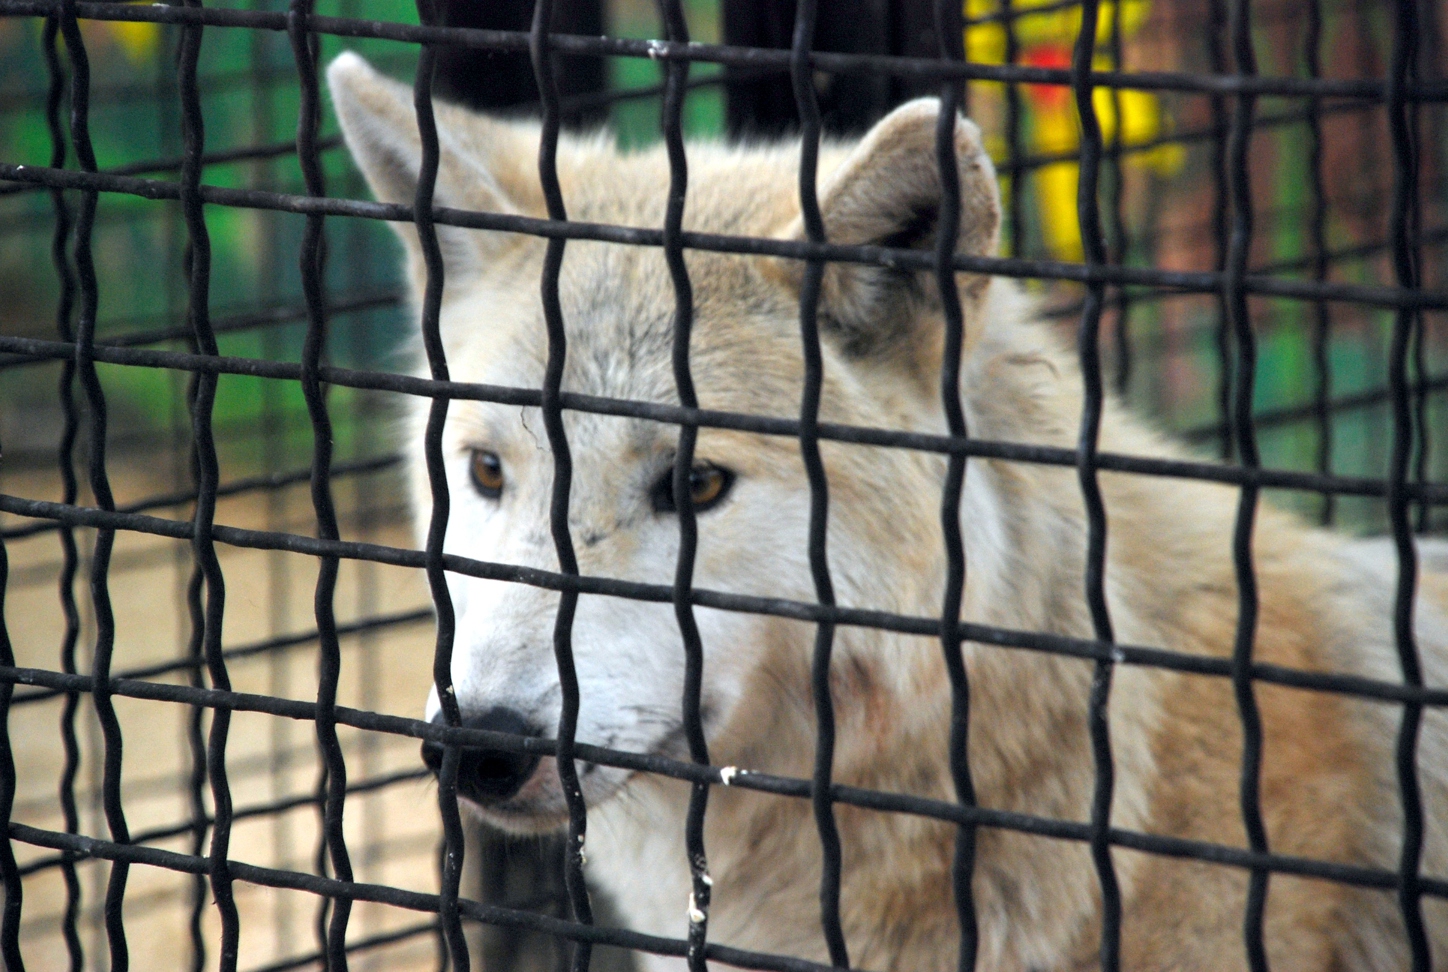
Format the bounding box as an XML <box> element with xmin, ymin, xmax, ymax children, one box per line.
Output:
<box><xmin>0</xmin><ymin>0</ymin><xmax>1446</xmax><ymax>971</ymax></box>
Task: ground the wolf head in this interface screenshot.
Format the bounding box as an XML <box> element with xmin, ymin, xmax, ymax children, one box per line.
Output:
<box><xmin>328</xmin><ymin>51</ymin><xmax>1003</xmax><ymax>831</ymax></box>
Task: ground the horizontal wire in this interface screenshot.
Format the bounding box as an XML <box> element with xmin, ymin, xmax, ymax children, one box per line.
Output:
<box><xmin>2</xmin><ymin>334</ymin><xmax>1446</xmax><ymax>503</ymax></box>
<box><xmin>0</xmin><ymin>136</ymin><xmax>341</xmax><ymax>199</ymax></box>
<box><xmin>9</xmin><ymin>606</ymin><xmax>431</xmax><ymax>706</ymax></box>
<box><xmin>0</xmin><ymin>0</ymin><xmax>1445</xmax><ymax>101</ymax></box>
<box><xmin>8</xmin><ymin>821</ymin><xmax>855</xmax><ymax>972</ymax></box>
<box><xmin>1</xmin><ymin>453</ymin><xmax>399</xmax><ymax>541</ymax></box>
<box><xmin>3</xmin><ymin>162</ymin><xmax>1445</xmax><ymax>310</ymax></box>
<box><xmin>1182</xmin><ymin>373</ymin><xmax>1448</xmax><ymax>443</ymax></box>
<box><xmin>9</xmin><ymin>199</ymin><xmax>1435</xmax><ymax>375</ymax></box>
<box><xmin>244</xmin><ymin>920</ymin><xmax>442</xmax><ymax>972</ymax></box>
<box><xmin>0</xmin><ymin>53</ymin><xmax>741</xmax><ymax>199</ymax></box>
<box><xmin>996</xmin><ymin>85</ymin><xmax>1383</xmax><ymax>177</ymax></box>
<box><xmin>0</xmin><ymin>97</ymin><xmax>1388</xmax><ymax>211</ymax></box>
<box><xmin>15</xmin><ymin>766</ymin><xmax>431</xmax><ymax>878</ymax></box>
<box><xmin>0</xmin><ymin>292</ymin><xmax>400</xmax><ymax>373</ymax></box>
<box><xmin>1038</xmin><ymin>225</ymin><xmax>1448</xmax><ymax>325</ymax></box>
<box><xmin>5</xmin><ymin>494</ymin><xmax>1448</xmax><ymax>709</ymax></box>
<box><xmin>0</xmin><ymin>53</ymin><xmax>414</xmax><ymax>116</ymax></box>
<box><xmin>6</xmin><ymin>359</ymin><xmax>1434</xmax><ymax>547</ymax></box>
<box><xmin>5</xmin><ymin>677</ymin><xmax>1448</xmax><ymax>901</ymax></box>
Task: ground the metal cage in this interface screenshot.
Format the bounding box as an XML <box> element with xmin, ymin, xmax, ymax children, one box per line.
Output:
<box><xmin>0</xmin><ymin>0</ymin><xmax>1445</xmax><ymax>970</ymax></box>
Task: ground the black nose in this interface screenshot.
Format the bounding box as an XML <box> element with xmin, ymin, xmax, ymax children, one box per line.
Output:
<box><xmin>422</xmin><ymin>708</ymin><xmax>543</xmax><ymax>803</ymax></box>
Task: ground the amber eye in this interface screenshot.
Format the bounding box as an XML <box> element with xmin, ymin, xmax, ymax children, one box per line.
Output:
<box><xmin>652</xmin><ymin>464</ymin><xmax>734</xmax><ymax>514</ymax></box>
<box><xmin>469</xmin><ymin>450</ymin><xmax>504</xmax><ymax>499</ymax></box>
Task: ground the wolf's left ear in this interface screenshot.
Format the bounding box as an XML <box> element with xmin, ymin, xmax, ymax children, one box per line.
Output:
<box><xmin>327</xmin><ymin>52</ymin><xmax>538</xmax><ymax>287</ymax></box>
<box><xmin>778</xmin><ymin>99</ymin><xmax>1001</xmax><ymax>358</ymax></box>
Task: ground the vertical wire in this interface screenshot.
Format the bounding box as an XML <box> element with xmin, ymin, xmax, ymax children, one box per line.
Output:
<box><xmin>1001</xmin><ymin>0</ymin><xmax>1024</xmax><ymax>259</ymax></box>
<box><xmin>1207</xmin><ymin>0</ymin><xmax>1234</xmax><ymax>462</ymax></box>
<box><xmin>653</xmin><ymin>3</ymin><xmax>715</xmax><ymax>970</ymax></box>
<box><xmin>55</xmin><ymin>4</ymin><xmax>131</xmax><ymax>968</ymax></box>
<box><xmin>297</xmin><ymin>10</ymin><xmax>333</xmax><ymax>948</ymax></box>
<box><xmin>176</xmin><ymin>2</ymin><xmax>242</xmax><ymax>968</ymax></box>
<box><xmin>432</xmin><ymin>842</ymin><xmax>452</xmax><ymax>972</ymax></box>
<box><xmin>180</xmin><ymin>100</ymin><xmax>212</xmax><ymax>966</ymax></box>
<box><xmin>1069</xmin><ymin>4</ymin><xmax>1122</xmax><ymax>970</ymax></box>
<box><xmin>146</xmin><ymin>21</ymin><xmax>205</xmax><ymax>969</ymax></box>
<box><xmin>252</xmin><ymin>0</ymin><xmax>297</xmax><ymax>960</ymax></box>
<box><xmin>180</xmin><ymin>19</ymin><xmax>211</xmax><ymax>964</ymax></box>
<box><xmin>287</xmin><ymin>6</ymin><xmax>355</xmax><ymax>969</ymax></box>
<box><xmin>1106</xmin><ymin>0</ymin><xmax>1132</xmax><ymax>397</ymax></box>
<box><xmin>181</xmin><ymin>73</ymin><xmax>213</xmax><ymax>972</ymax></box>
<box><xmin>1385</xmin><ymin>0</ymin><xmax>1429</xmax><ymax>963</ymax></box>
<box><xmin>0</xmin><ymin>452</ymin><xmax>23</xmax><ymax>972</ymax></box>
<box><xmin>1410</xmin><ymin>299</ymin><xmax>1428</xmax><ymax>535</ymax></box>
<box><xmin>1304</xmin><ymin>0</ymin><xmax>1334</xmax><ymax>526</ymax></box>
<box><xmin>931</xmin><ymin>4</ymin><xmax>979</xmax><ymax>971</ymax></box>
<box><xmin>313</xmin><ymin>758</ymin><xmax>331</xmax><ymax>951</ymax></box>
<box><xmin>1223</xmin><ymin>0</ymin><xmax>1269</xmax><ymax>968</ymax></box>
<box><xmin>1406</xmin><ymin>28</ymin><xmax>1428</xmax><ymax>535</ymax></box>
<box><xmin>529</xmin><ymin>6</ymin><xmax>596</xmax><ymax>969</ymax></box>
<box><xmin>408</xmin><ymin>3</ymin><xmax>470</xmax><ymax>967</ymax></box>
<box><xmin>788</xmin><ymin>1</ymin><xmax>848</xmax><ymax>965</ymax></box>
<box><xmin>178</xmin><ymin>40</ymin><xmax>211</xmax><ymax>951</ymax></box>
<box><xmin>1351</xmin><ymin>0</ymin><xmax>1388</xmax><ymax>498</ymax></box>
<box><xmin>183</xmin><ymin>550</ymin><xmax>211</xmax><ymax>972</ymax></box>
<box><xmin>41</xmin><ymin>14</ymin><xmax>86</xmax><ymax>971</ymax></box>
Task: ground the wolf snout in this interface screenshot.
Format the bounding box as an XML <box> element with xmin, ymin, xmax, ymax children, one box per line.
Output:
<box><xmin>421</xmin><ymin>708</ymin><xmax>543</xmax><ymax>803</ymax></box>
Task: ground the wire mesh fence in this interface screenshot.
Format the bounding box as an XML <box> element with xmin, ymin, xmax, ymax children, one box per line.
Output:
<box><xmin>0</xmin><ymin>0</ymin><xmax>1445</xmax><ymax>970</ymax></box>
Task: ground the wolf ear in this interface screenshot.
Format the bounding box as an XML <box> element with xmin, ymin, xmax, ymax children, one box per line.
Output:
<box><xmin>778</xmin><ymin>99</ymin><xmax>1001</xmax><ymax>359</ymax></box>
<box><xmin>327</xmin><ymin>52</ymin><xmax>537</xmax><ymax>287</ymax></box>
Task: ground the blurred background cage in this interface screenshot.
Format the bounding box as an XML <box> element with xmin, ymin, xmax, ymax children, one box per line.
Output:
<box><xmin>0</xmin><ymin>0</ymin><xmax>1445</xmax><ymax>970</ymax></box>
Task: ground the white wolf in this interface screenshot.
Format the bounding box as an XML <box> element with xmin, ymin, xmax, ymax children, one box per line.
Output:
<box><xmin>328</xmin><ymin>51</ymin><xmax>1448</xmax><ymax>972</ymax></box>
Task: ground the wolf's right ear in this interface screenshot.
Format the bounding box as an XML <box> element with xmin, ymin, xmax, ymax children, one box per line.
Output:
<box><xmin>774</xmin><ymin>99</ymin><xmax>1001</xmax><ymax>361</ymax></box>
<box><xmin>327</xmin><ymin>52</ymin><xmax>539</xmax><ymax>286</ymax></box>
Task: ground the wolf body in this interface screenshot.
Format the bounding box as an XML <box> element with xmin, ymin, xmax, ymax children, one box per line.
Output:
<box><xmin>328</xmin><ymin>53</ymin><xmax>1448</xmax><ymax>972</ymax></box>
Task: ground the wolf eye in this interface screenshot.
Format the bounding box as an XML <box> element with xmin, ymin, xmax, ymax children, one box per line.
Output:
<box><xmin>652</xmin><ymin>465</ymin><xmax>734</xmax><ymax>515</ymax></box>
<box><xmin>469</xmin><ymin>450</ymin><xmax>504</xmax><ymax>499</ymax></box>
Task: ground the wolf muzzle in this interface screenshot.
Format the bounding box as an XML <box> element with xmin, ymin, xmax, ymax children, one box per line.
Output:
<box><xmin>421</xmin><ymin>708</ymin><xmax>543</xmax><ymax>803</ymax></box>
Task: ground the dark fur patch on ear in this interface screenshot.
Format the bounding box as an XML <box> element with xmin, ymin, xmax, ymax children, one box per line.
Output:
<box><xmin>820</xmin><ymin>285</ymin><xmax>915</xmax><ymax>359</ymax></box>
<box><xmin>877</xmin><ymin>205</ymin><xmax>938</xmax><ymax>252</ymax></box>
<box><xmin>821</xmin><ymin>205</ymin><xmax>938</xmax><ymax>357</ymax></box>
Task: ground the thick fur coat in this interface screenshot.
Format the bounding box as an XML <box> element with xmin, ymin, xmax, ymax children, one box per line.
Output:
<box><xmin>328</xmin><ymin>52</ymin><xmax>1448</xmax><ymax>972</ymax></box>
